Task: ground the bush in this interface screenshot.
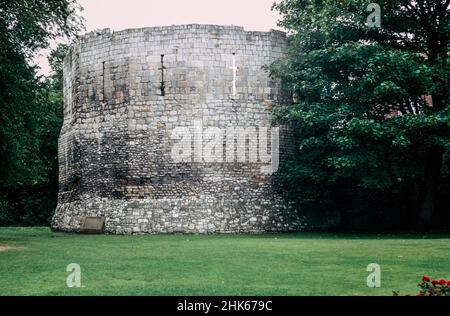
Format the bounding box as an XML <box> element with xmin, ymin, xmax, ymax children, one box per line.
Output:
<box><xmin>417</xmin><ymin>276</ymin><xmax>450</xmax><ymax>296</ymax></box>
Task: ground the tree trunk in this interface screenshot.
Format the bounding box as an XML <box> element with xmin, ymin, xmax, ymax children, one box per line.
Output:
<box><xmin>419</xmin><ymin>146</ymin><xmax>444</xmax><ymax>228</ymax></box>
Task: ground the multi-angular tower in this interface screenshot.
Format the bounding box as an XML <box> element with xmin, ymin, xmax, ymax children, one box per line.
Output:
<box><xmin>51</xmin><ymin>25</ymin><xmax>304</xmax><ymax>234</ymax></box>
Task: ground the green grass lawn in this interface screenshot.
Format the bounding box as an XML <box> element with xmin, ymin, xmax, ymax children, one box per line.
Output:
<box><xmin>0</xmin><ymin>227</ymin><xmax>449</xmax><ymax>296</ymax></box>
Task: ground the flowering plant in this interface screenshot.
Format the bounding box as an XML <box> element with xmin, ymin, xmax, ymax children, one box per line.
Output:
<box><xmin>417</xmin><ymin>276</ymin><xmax>450</xmax><ymax>296</ymax></box>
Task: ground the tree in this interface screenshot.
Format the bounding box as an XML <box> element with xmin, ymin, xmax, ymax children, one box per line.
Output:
<box><xmin>48</xmin><ymin>43</ymin><xmax>70</xmax><ymax>91</ymax></box>
<box><xmin>270</xmin><ymin>0</ymin><xmax>449</xmax><ymax>230</ymax></box>
<box><xmin>0</xmin><ymin>1</ymin><xmax>83</xmax><ymax>225</ymax></box>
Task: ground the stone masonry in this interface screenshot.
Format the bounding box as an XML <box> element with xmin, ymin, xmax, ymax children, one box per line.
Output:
<box><xmin>51</xmin><ymin>25</ymin><xmax>305</xmax><ymax>234</ymax></box>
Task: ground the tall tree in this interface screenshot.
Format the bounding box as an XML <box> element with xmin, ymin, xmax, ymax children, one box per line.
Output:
<box><xmin>0</xmin><ymin>1</ymin><xmax>83</xmax><ymax>225</ymax></box>
<box><xmin>270</xmin><ymin>0</ymin><xmax>449</xmax><ymax>229</ymax></box>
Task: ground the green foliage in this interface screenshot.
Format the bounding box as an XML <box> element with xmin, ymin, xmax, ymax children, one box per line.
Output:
<box><xmin>48</xmin><ymin>44</ymin><xmax>70</xmax><ymax>90</ymax></box>
<box><xmin>0</xmin><ymin>1</ymin><xmax>82</xmax><ymax>226</ymax></box>
<box><xmin>270</xmin><ymin>0</ymin><xmax>450</xmax><ymax>230</ymax></box>
<box><xmin>0</xmin><ymin>0</ymin><xmax>83</xmax><ymax>57</ymax></box>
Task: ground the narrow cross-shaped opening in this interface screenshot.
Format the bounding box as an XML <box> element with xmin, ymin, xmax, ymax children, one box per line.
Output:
<box><xmin>101</xmin><ymin>61</ymin><xmax>106</xmax><ymax>97</ymax></box>
<box><xmin>229</xmin><ymin>53</ymin><xmax>237</xmax><ymax>97</ymax></box>
<box><xmin>159</xmin><ymin>54</ymin><xmax>166</xmax><ymax>97</ymax></box>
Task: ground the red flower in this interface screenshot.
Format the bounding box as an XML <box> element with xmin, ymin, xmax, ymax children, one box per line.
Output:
<box><xmin>422</xmin><ymin>276</ymin><xmax>431</xmax><ymax>282</ymax></box>
<box><xmin>432</xmin><ymin>280</ymin><xmax>438</xmax><ymax>285</ymax></box>
<box><xmin>447</xmin><ymin>281</ymin><xmax>450</xmax><ymax>287</ymax></box>
<box><xmin>439</xmin><ymin>279</ymin><xmax>446</xmax><ymax>285</ymax></box>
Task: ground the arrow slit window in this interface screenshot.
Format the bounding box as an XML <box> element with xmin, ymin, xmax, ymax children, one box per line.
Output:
<box><xmin>229</xmin><ymin>53</ymin><xmax>238</xmax><ymax>98</ymax></box>
<box><xmin>159</xmin><ymin>54</ymin><xmax>166</xmax><ymax>96</ymax></box>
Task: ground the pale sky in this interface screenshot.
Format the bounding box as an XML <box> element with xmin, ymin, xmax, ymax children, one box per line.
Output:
<box><xmin>36</xmin><ymin>0</ymin><xmax>282</xmax><ymax>76</ymax></box>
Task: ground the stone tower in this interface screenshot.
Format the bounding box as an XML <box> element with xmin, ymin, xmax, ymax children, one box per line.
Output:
<box><xmin>51</xmin><ymin>25</ymin><xmax>304</xmax><ymax>234</ymax></box>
